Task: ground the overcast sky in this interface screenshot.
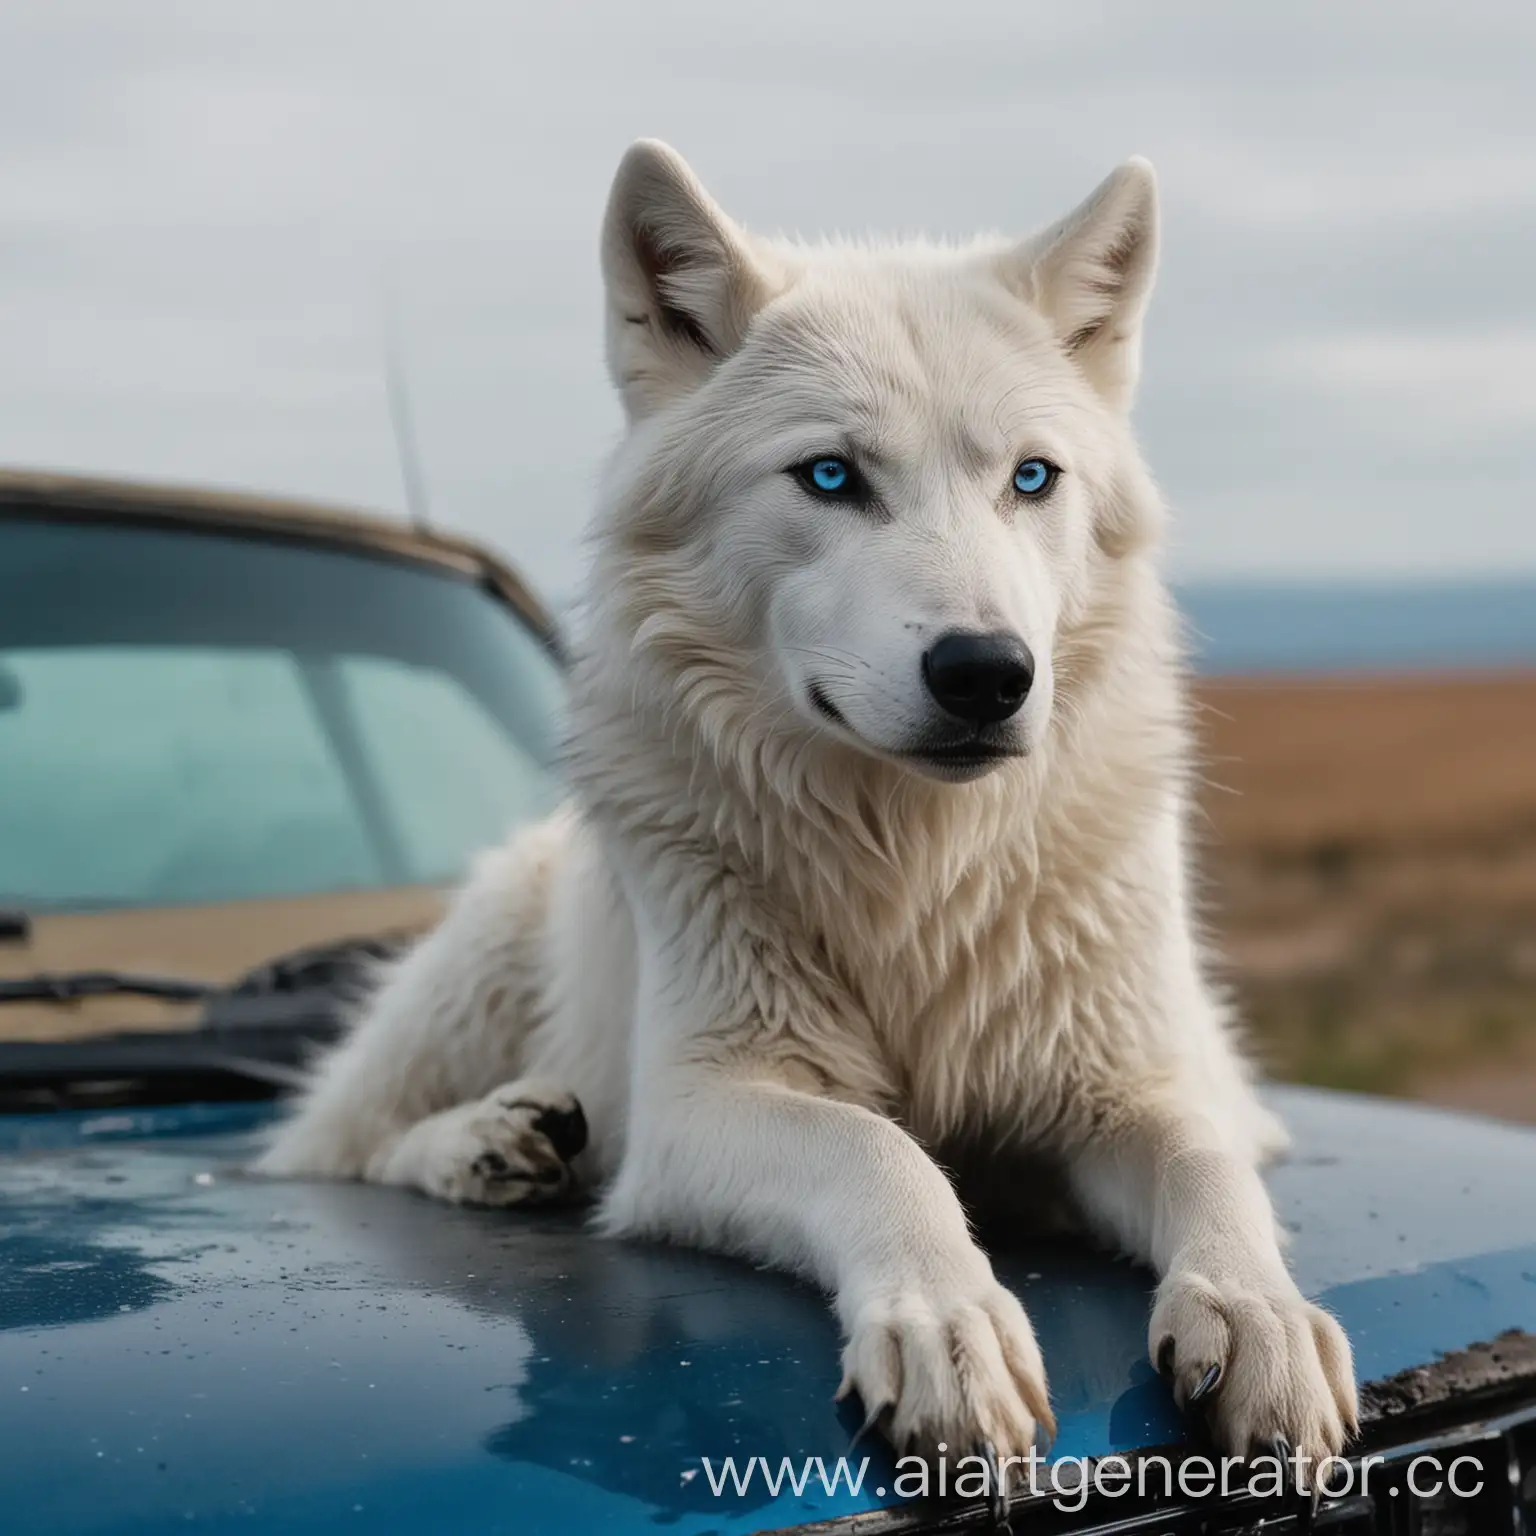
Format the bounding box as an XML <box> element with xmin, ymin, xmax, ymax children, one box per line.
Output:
<box><xmin>1</xmin><ymin>2</ymin><xmax>1533</xmax><ymax>595</ymax></box>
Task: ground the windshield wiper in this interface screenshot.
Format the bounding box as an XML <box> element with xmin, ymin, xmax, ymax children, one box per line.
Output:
<box><xmin>0</xmin><ymin>1025</ymin><xmax>310</xmax><ymax>1113</ymax></box>
<box><xmin>0</xmin><ymin>931</ymin><xmax>409</xmax><ymax>1111</ymax></box>
<box><xmin>0</xmin><ymin>1023</ymin><xmax>311</xmax><ymax>1083</ymax></box>
<box><xmin>0</xmin><ymin>970</ymin><xmax>212</xmax><ymax>1005</ymax></box>
<box><xmin>0</xmin><ymin>931</ymin><xmax>405</xmax><ymax>1009</ymax></box>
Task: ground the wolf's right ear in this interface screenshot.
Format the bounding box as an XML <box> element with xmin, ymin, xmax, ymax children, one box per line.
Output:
<box><xmin>601</xmin><ymin>140</ymin><xmax>779</xmax><ymax>421</ymax></box>
<box><xmin>998</xmin><ymin>159</ymin><xmax>1159</xmax><ymax>410</ymax></box>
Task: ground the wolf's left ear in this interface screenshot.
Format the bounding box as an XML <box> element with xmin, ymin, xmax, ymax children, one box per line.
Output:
<box><xmin>601</xmin><ymin>140</ymin><xmax>780</xmax><ymax>421</ymax></box>
<box><xmin>999</xmin><ymin>159</ymin><xmax>1158</xmax><ymax>408</ymax></box>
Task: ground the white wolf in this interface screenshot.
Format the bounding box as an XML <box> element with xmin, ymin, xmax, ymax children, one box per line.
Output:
<box><xmin>260</xmin><ymin>141</ymin><xmax>1357</xmax><ymax>1469</ymax></box>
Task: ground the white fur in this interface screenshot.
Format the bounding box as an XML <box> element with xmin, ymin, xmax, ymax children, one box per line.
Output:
<box><xmin>259</xmin><ymin>142</ymin><xmax>1357</xmax><ymax>1470</ymax></box>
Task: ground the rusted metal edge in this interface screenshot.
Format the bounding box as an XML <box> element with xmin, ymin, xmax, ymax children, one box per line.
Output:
<box><xmin>1358</xmin><ymin>1328</ymin><xmax>1536</xmax><ymax>1420</ymax></box>
<box><xmin>0</xmin><ymin>467</ymin><xmax>561</xmax><ymax>653</ymax></box>
<box><xmin>765</xmin><ymin>1330</ymin><xmax>1536</xmax><ymax>1535</ymax></box>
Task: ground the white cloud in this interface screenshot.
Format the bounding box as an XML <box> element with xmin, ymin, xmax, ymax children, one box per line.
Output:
<box><xmin>0</xmin><ymin>0</ymin><xmax>1532</xmax><ymax>590</ymax></box>
<box><xmin>1271</xmin><ymin>330</ymin><xmax>1536</xmax><ymax>431</ymax></box>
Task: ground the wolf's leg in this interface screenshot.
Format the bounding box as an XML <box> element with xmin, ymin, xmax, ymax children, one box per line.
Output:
<box><xmin>604</xmin><ymin>1069</ymin><xmax>1052</xmax><ymax>1458</ymax></box>
<box><xmin>256</xmin><ymin>815</ymin><xmax>573</xmax><ymax>1183</ymax></box>
<box><xmin>1066</xmin><ymin>1083</ymin><xmax>1358</xmax><ymax>1475</ymax></box>
<box><xmin>593</xmin><ymin>862</ymin><xmax>1053</xmax><ymax>1459</ymax></box>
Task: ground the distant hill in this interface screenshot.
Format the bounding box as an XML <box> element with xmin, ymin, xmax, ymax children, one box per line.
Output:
<box><xmin>1176</xmin><ymin>579</ymin><xmax>1536</xmax><ymax>676</ymax></box>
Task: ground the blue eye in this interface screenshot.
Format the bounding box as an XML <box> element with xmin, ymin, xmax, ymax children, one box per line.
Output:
<box><xmin>792</xmin><ymin>455</ymin><xmax>865</xmax><ymax>502</ymax></box>
<box><xmin>810</xmin><ymin>458</ymin><xmax>849</xmax><ymax>493</ymax></box>
<box><xmin>1013</xmin><ymin>458</ymin><xmax>1057</xmax><ymax>497</ymax></box>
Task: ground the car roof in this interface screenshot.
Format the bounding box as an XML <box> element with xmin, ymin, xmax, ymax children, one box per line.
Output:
<box><xmin>0</xmin><ymin>467</ymin><xmax>559</xmax><ymax>648</ymax></box>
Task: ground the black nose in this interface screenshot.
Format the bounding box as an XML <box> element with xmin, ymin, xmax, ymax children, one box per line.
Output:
<box><xmin>921</xmin><ymin>631</ymin><xmax>1034</xmax><ymax>726</ymax></box>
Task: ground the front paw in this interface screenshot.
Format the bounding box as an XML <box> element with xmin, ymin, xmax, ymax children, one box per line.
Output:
<box><xmin>839</xmin><ymin>1279</ymin><xmax>1054</xmax><ymax>1460</ymax></box>
<box><xmin>1152</xmin><ymin>1269</ymin><xmax>1358</xmax><ymax>1470</ymax></box>
<box><xmin>403</xmin><ymin>1081</ymin><xmax>588</xmax><ymax>1207</ymax></box>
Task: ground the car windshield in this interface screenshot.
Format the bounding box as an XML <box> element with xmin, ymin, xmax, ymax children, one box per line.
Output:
<box><xmin>0</xmin><ymin>516</ymin><xmax>565</xmax><ymax>914</ymax></box>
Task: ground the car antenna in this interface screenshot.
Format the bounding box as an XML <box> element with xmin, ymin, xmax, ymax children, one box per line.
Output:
<box><xmin>382</xmin><ymin>282</ymin><xmax>433</xmax><ymax>534</ymax></box>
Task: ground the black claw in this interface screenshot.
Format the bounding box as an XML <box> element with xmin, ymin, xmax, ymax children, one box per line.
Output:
<box><xmin>533</xmin><ymin>1099</ymin><xmax>589</xmax><ymax>1162</ymax></box>
<box><xmin>848</xmin><ymin>1399</ymin><xmax>892</xmax><ymax>1451</ymax></box>
<box><xmin>1287</xmin><ymin>1483</ymin><xmax>1317</xmax><ymax>1534</ymax></box>
<box><xmin>1272</xmin><ymin>1435</ymin><xmax>1293</xmax><ymax>1484</ymax></box>
<box><xmin>1188</xmin><ymin>1362</ymin><xmax>1223</xmax><ymax>1404</ymax></box>
<box><xmin>975</xmin><ymin>1441</ymin><xmax>1010</xmax><ymax>1533</ymax></box>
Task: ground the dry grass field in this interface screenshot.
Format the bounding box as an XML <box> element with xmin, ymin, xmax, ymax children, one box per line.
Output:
<box><xmin>1194</xmin><ymin>672</ymin><xmax>1536</xmax><ymax>1124</ymax></box>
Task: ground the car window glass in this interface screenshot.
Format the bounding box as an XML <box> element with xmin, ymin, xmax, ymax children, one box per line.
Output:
<box><xmin>0</xmin><ymin>646</ymin><xmax>378</xmax><ymax>908</ymax></box>
<box><xmin>334</xmin><ymin>654</ymin><xmax>554</xmax><ymax>881</ymax></box>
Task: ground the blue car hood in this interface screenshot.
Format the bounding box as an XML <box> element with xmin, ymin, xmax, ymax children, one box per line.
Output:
<box><xmin>2</xmin><ymin>1087</ymin><xmax>1534</xmax><ymax>1535</ymax></box>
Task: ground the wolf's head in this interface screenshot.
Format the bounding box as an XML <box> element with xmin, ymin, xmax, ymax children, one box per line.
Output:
<box><xmin>591</xmin><ymin>142</ymin><xmax>1166</xmax><ymax>785</ymax></box>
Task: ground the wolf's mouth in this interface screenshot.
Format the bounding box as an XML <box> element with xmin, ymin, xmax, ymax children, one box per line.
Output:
<box><xmin>903</xmin><ymin>740</ymin><xmax>1024</xmax><ymax>770</ymax></box>
<box><xmin>808</xmin><ymin>684</ymin><xmax>1022</xmax><ymax>776</ymax></box>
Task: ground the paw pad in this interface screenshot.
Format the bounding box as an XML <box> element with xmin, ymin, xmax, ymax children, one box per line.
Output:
<box><xmin>531</xmin><ymin>1101</ymin><xmax>589</xmax><ymax>1162</ymax></box>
